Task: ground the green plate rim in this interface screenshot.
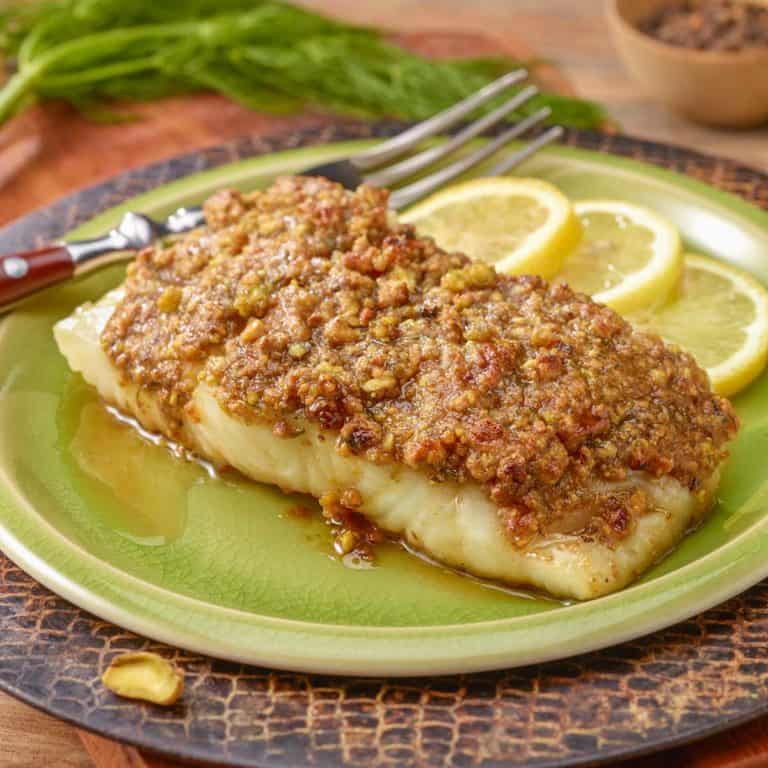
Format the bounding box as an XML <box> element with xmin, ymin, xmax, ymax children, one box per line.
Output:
<box><xmin>1</xmin><ymin>135</ymin><xmax>768</xmax><ymax>676</ymax></box>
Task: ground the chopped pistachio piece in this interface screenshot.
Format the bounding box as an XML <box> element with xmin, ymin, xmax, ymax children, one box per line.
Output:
<box><xmin>101</xmin><ymin>652</ymin><xmax>184</xmax><ymax>706</ymax></box>
<box><xmin>288</xmin><ymin>342</ymin><xmax>310</xmax><ymax>359</ymax></box>
<box><xmin>362</xmin><ymin>374</ymin><xmax>396</xmax><ymax>393</ymax></box>
<box><xmin>157</xmin><ymin>285</ymin><xmax>182</xmax><ymax>313</ymax></box>
<box><xmin>336</xmin><ymin>529</ymin><xmax>358</xmax><ymax>555</ymax></box>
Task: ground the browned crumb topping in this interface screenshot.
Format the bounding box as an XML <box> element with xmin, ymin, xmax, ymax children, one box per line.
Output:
<box><xmin>285</xmin><ymin>504</ymin><xmax>313</xmax><ymax>519</ymax></box>
<box><xmin>102</xmin><ymin>176</ymin><xmax>738</xmax><ymax>545</ymax></box>
<box><xmin>320</xmin><ymin>488</ymin><xmax>385</xmax><ymax>559</ymax></box>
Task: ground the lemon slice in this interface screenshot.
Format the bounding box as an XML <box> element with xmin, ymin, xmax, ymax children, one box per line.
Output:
<box><xmin>555</xmin><ymin>200</ymin><xmax>682</xmax><ymax>314</ymax></box>
<box><xmin>631</xmin><ymin>253</ymin><xmax>768</xmax><ymax>397</ymax></box>
<box><xmin>400</xmin><ymin>178</ymin><xmax>581</xmax><ymax>278</ymax></box>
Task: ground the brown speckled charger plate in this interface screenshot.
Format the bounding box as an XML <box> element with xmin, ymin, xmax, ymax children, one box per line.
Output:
<box><xmin>1</xmin><ymin>122</ymin><xmax>768</xmax><ymax>767</ymax></box>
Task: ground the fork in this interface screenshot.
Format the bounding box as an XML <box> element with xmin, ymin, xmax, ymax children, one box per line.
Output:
<box><xmin>0</xmin><ymin>69</ymin><xmax>562</xmax><ymax>310</ymax></box>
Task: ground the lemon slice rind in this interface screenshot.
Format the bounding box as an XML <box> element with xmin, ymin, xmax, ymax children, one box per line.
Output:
<box><xmin>681</xmin><ymin>254</ymin><xmax>768</xmax><ymax>397</ymax></box>
<box><xmin>400</xmin><ymin>177</ymin><xmax>581</xmax><ymax>279</ymax></box>
<box><xmin>570</xmin><ymin>200</ymin><xmax>683</xmax><ymax>314</ymax></box>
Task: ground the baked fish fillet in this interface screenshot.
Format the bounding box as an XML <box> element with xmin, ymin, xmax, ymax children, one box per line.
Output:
<box><xmin>54</xmin><ymin>177</ymin><xmax>738</xmax><ymax>600</ymax></box>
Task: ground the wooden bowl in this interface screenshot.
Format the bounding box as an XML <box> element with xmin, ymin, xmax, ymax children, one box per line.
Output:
<box><xmin>606</xmin><ymin>0</ymin><xmax>768</xmax><ymax>128</ymax></box>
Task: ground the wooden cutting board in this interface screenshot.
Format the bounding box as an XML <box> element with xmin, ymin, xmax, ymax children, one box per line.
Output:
<box><xmin>0</xmin><ymin>29</ymin><xmax>572</xmax><ymax>228</ymax></box>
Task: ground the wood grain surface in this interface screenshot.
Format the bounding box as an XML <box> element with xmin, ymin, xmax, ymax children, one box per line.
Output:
<box><xmin>1</xmin><ymin>1</ymin><xmax>767</xmax><ymax>767</ymax></box>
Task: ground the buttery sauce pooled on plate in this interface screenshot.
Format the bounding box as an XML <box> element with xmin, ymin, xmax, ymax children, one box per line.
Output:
<box><xmin>62</xmin><ymin>382</ymin><xmax>545</xmax><ymax>601</ymax></box>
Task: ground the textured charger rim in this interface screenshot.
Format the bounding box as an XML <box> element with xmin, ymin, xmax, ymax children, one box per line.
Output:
<box><xmin>0</xmin><ymin>121</ymin><xmax>767</xmax><ymax>767</ymax></box>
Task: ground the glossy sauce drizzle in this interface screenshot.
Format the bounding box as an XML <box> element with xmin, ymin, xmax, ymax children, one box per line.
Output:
<box><xmin>61</xmin><ymin>382</ymin><xmax>551</xmax><ymax>601</ymax></box>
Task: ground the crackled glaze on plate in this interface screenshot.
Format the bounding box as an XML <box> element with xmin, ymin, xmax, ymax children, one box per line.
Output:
<box><xmin>1</xmin><ymin>138</ymin><xmax>768</xmax><ymax>675</ymax></box>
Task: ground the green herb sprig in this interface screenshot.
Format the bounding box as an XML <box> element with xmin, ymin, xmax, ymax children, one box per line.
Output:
<box><xmin>0</xmin><ymin>0</ymin><xmax>607</xmax><ymax>129</ymax></box>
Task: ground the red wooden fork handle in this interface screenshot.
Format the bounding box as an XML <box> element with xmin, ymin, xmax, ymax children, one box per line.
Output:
<box><xmin>0</xmin><ymin>245</ymin><xmax>74</xmax><ymax>308</ymax></box>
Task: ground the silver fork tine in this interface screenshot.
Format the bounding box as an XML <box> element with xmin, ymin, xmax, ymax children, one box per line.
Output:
<box><xmin>486</xmin><ymin>124</ymin><xmax>564</xmax><ymax>177</ymax></box>
<box><xmin>350</xmin><ymin>69</ymin><xmax>528</xmax><ymax>171</ymax></box>
<box><xmin>388</xmin><ymin>107</ymin><xmax>553</xmax><ymax>210</ymax></box>
<box><xmin>363</xmin><ymin>85</ymin><xmax>540</xmax><ymax>189</ymax></box>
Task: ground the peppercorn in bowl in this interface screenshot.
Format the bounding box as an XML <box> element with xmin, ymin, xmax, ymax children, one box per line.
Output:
<box><xmin>607</xmin><ymin>0</ymin><xmax>768</xmax><ymax>127</ymax></box>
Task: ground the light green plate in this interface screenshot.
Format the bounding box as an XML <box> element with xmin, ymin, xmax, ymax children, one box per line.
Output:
<box><xmin>1</xmin><ymin>139</ymin><xmax>768</xmax><ymax>676</ymax></box>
